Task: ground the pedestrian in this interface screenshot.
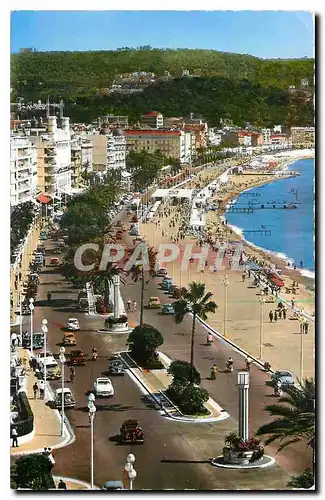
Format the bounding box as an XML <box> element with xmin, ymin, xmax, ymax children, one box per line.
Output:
<box><xmin>133</xmin><ymin>300</ymin><xmax>137</xmax><ymax>311</ymax></box>
<box><xmin>11</xmin><ymin>426</ymin><xmax>19</xmax><ymax>448</ymax></box>
<box><xmin>278</xmin><ymin>308</ymin><xmax>282</xmax><ymax>319</ymax></box>
<box><xmin>58</xmin><ymin>479</ymin><xmax>67</xmax><ymax>490</ymax></box>
<box><xmin>283</xmin><ymin>308</ymin><xmax>286</xmax><ymax>320</ymax></box>
<box><xmin>300</xmin><ymin>260</ymin><xmax>303</xmax><ymax>268</ymax></box>
<box><xmin>127</xmin><ymin>298</ymin><xmax>131</xmax><ymax>311</ymax></box>
<box><xmin>291</xmin><ymin>298</ymin><xmax>295</xmax><ymax>309</ymax></box>
<box><xmin>38</xmin><ymin>379</ymin><xmax>45</xmax><ymax>399</ymax></box>
<box><xmin>33</xmin><ymin>381</ymin><xmax>38</xmax><ymax>399</ymax></box>
<box><xmin>300</xmin><ymin>319</ymin><xmax>304</xmax><ymax>334</ymax></box>
<box><xmin>242</xmin><ymin>272</ymin><xmax>246</xmax><ymax>282</ymax></box>
<box><xmin>304</xmin><ymin>321</ymin><xmax>309</xmax><ymax>335</ymax></box>
<box><xmin>11</xmin><ymin>333</ymin><xmax>17</xmax><ymax>348</ymax></box>
<box><xmin>274</xmin><ymin>310</ymin><xmax>278</xmax><ymax>322</ymax></box>
<box><xmin>269</xmin><ymin>310</ymin><xmax>273</xmax><ymax>323</ymax></box>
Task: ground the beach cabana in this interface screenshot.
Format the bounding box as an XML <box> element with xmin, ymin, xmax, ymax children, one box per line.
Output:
<box><xmin>173</xmin><ymin>189</ymin><xmax>193</xmax><ymax>200</ymax></box>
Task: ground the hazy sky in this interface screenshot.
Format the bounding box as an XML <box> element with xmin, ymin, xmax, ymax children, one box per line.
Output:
<box><xmin>10</xmin><ymin>10</ymin><xmax>314</xmax><ymax>59</ymax></box>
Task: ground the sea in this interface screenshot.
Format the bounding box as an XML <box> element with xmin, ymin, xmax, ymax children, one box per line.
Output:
<box><xmin>226</xmin><ymin>158</ymin><xmax>315</xmax><ymax>279</ymax></box>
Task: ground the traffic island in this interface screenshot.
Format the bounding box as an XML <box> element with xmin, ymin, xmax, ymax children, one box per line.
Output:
<box><xmin>96</xmin><ymin>315</ymin><xmax>133</xmax><ymax>334</ymax></box>
<box><xmin>211</xmin><ymin>455</ymin><xmax>275</xmax><ymax>470</ymax></box>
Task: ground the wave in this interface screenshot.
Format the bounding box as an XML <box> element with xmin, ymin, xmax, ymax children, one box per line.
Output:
<box><xmin>299</xmin><ymin>268</ymin><xmax>315</xmax><ymax>280</ymax></box>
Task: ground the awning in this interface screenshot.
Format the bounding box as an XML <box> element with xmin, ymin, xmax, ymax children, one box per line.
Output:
<box><xmin>36</xmin><ymin>194</ymin><xmax>52</xmax><ymax>204</ymax></box>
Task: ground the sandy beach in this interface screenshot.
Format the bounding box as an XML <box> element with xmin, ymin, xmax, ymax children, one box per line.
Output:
<box><xmin>139</xmin><ymin>151</ymin><xmax>315</xmax><ymax>380</ymax></box>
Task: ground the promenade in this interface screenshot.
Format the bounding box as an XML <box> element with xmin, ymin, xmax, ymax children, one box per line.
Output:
<box><xmin>139</xmin><ymin>165</ymin><xmax>315</xmax><ymax>381</ymax></box>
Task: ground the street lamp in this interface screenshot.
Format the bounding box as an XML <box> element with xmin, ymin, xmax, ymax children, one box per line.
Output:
<box><xmin>259</xmin><ymin>297</ymin><xmax>265</xmax><ymax>359</ymax></box>
<box><xmin>29</xmin><ymin>298</ymin><xmax>34</xmax><ymax>355</ymax></box>
<box><xmin>59</xmin><ymin>346</ymin><xmax>66</xmax><ymax>436</ymax></box>
<box><xmin>88</xmin><ymin>395</ymin><xmax>96</xmax><ymax>490</ymax></box>
<box><xmin>223</xmin><ymin>275</ymin><xmax>229</xmax><ymax>337</ymax></box>
<box><xmin>41</xmin><ymin>319</ymin><xmax>48</xmax><ymax>397</ymax></box>
<box><xmin>237</xmin><ymin>371</ymin><xmax>250</xmax><ymax>441</ymax></box>
<box><xmin>125</xmin><ymin>454</ymin><xmax>137</xmax><ymax>490</ymax></box>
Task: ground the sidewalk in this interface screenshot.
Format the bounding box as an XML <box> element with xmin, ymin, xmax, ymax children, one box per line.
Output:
<box><xmin>11</xmin><ymin>350</ymin><xmax>74</xmax><ymax>456</ymax></box>
<box><xmin>52</xmin><ymin>476</ymin><xmax>100</xmax><ymax>490</ymax></box>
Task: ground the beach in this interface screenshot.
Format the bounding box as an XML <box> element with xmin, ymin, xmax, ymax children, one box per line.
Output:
<box><xmin>139</xmin><ymin>150</ymin><xmax>315</xmax><ymax>380</ymax></box>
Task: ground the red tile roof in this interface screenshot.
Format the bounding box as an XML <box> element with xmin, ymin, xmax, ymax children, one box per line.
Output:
<box><xmin>143</xmin><ymin>111</ymin><xmax>160</xmax><ymax>117</ymax></box>
<box><xmin>36</xmin><ymin>193</ymin><xmax>52</xmax><ymax>204</ymax></box>
<box><xmin>125</xmin><ymin>129</ymin><xmax>181</xmax><ymax>136</ymax></box>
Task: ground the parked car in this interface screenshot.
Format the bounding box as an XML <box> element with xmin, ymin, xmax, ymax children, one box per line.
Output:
<box><xmin>147</xmin><ymin>297</ymin><xmax>161</xmax><ymax>309</ymax></box>
<box><xmin>54</xmin><ymin>388</ymin><xmax>76</xmax><ymax>409</ymax></box>
<box><xmin>109</xmin><ymin>358</ymin><xmax>125</xmax><ymax>375</ymax></box>
<box><xmin>78</xmin><ymin>297</ymin><xmax>89</xmax><ymax>311</ymax></box>
<box><xmin>66</xmin><ymin>349</ymin><xmax>86</xmax><ymax>366</ymax></box>
<box><xmin>102</xmin><ymin>481</ymin><xmax>124</xmax><ymax>491</ymax></box>
<box><xmin>45</xmin><ymin>364</ymin><xmax>61</xmax><ymax>380</ymax></box>
<box><xmin>93</xmin><ymin>377</ymin><xmax>114</xmax><ymax>397</ymax></box>
<box><xmin>270</xmin><ymin>370</ymin><xmax>295</xmax><ymax>388</ymax></box>
<box><xmin>161</xmin><ymin>278</ymin><xmax>175</xmax><ymax>290</ymax></box>
<box><xmin>62</xmin><ymin>332</ymin><xmax>77</xmax><ymax>346</ymax></box>
<box><xmin>155</xmin><ymin>267</ymin><xmax>168</xmax><ymax>278</ymax></box>
<box><xmin>40</xmin><ymin>231</ymin><xmax>47</xmax><ymax>241</ymax></box>
<box><xmin>66</xmin><ymin>318</ymin><xmax>80</xmax><ymax>331</ymax></box>
<box><xmin>22</xmin><ymin>332</ymin><xmax>44</xmax><ymax>349</ymax></box>
<box><xmin>49</xmin><ymin>257</ymin><xmax>60</xmax><ymax>267</ymax></box>
<box><xmin>162</xmin><ymin>303</ymin><xmax>175</xmax><ymax>315</ymax></box>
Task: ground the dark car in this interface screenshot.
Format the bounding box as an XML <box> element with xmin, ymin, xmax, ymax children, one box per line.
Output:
<box><xmin>66</xmin><ymin>349</ymin><xmax>86</xmax><ymax>366</ymax></box>
<box><xmin>109</xmin><ymin>358</ymin><xmax>125</xmax><ymax>375</ymax></box>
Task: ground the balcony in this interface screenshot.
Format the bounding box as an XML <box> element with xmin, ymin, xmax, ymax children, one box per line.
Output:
<box><xmin>18</xmin><ymin>183</ymin><xmax>30</xmax><ymax>194</ymax></box>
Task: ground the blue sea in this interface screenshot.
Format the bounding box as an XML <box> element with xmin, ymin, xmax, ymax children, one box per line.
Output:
<box><xmin>226</xmin><ymin>158</ymin><xmax>315</xmax><ymax>277</ymax></box>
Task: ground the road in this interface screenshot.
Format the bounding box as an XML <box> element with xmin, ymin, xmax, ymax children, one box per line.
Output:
<box><xmin>18</xmin><ymin>211</ymin><xmax>311</xmax><ymax>490</ymax></box>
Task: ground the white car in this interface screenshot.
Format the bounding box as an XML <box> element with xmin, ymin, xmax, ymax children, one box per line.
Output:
<box><xmin>93</xmin><ymin>377</ymin><xmax>114</xmax><ymax>397</ymax></box>
<box><xmin>67</xmin><ymin>318</ymin><xmax>80</xmax><ymax>331</ymax></box>
<box><xmin>37</xmin><ymin>352</ymin><xmax>56</xmax><ymax>364</ymax></box>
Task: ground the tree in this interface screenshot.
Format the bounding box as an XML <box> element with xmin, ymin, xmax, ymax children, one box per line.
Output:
<box><xmin>127</xmin><ymin>324</ymin><xmax>163</xmax><ymax>366</ymax></box>
<box><xmin>126</xmin><ymin>245</ymin><xmax>157</xmax><ymax>325</ymax></box>
<box><xmin>256</xmin><ymin>379</ymin><xmax>315</xmax><ymax>453</ymax></box>
<box><xmin>287</xmin><ymin>469</ymin><xmax>314</xmax><ymax>489</ymax></box>
<box><xmin>167</xmin><ymin>360</ymin><xmax>201</xmax><ymax>385</ymax></box>
<box><xmin>179</xmin><ymin>385</ymin><xmax>209</xmax><ymax>415</ymax></box>
<box><xmin>174</xmin><ymin>282</ymin><xmax>217</xmax><ymax>374</ymax></box>
<box><xmin>14</xmin><ymin>454</ymin><xmax>55</xmax><ymax>490</ymax></box>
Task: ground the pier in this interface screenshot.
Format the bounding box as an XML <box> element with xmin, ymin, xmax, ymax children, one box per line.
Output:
<box><xmin>244</xmin><ymin>229</ymin><xmax>272</xmax><ymax>236</ymax></box>
<box><xmin>228</xmin><ymin>204</ymin><xmax>297</xmax><ymax>213</ymax></box>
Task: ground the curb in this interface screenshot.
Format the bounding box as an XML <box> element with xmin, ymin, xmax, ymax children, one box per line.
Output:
<box><xmin>196</xmin><ymin>316</ymin><xmax>275</xmax><ymax>374</ymax></box>
<box><xmin>52</xmin><ymin>476</ymin><xmax>100</xmax><ymax>490</ymax></box>
<box><xmin>211</xmin><ymin>455</ymin><xmax>276</xmax><ymax>470</ymax></box>
<box><xmin>121</xmin><ymin>351</ymin><xmax>229</xmax><ymax>423</ymax></box>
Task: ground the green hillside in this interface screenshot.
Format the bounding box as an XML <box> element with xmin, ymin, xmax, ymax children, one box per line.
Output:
<box><xmin>11</xmin><ymin>48</ymin><xmax>314</xmax><ymax>100</ymax></box>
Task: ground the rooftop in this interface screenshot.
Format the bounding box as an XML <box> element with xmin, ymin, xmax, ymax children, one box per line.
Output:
<box><xmin>125</xmin><ymin>129</ymin><xmax>181</xmax><ymax>136</ymax></box>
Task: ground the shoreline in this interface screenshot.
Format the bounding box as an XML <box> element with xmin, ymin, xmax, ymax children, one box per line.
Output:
<box><xmin>217</xmin><ymin>156</ymin><xmax>315</xmax><ymax>295</ymax></box>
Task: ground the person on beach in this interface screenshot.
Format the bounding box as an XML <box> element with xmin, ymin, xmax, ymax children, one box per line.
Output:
<box><xmin>300</xmin><ymin>261</ymin><xmax>303</xmax><ymax>268</ymax></box>
<box><xmin>274</xmin><ymin>310</ymin><xmax>278</xmax><ymax>322</ymax></box>
<box><xmin>269</xmin><ymin>310</ymin><xmax>274</xmax><ymax>323</ymax></box>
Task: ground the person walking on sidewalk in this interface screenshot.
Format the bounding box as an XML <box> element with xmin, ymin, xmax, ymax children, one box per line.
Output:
<box><xmin>38</xmin><ymin>379</ymin><xmax>45</xmax><ymax>399</ymax></box>
<box><xmin>127</xmin><ymin>299</ymin><xmax>132</xmax><ymax>311</ymax></box>
<box><xmin>269</xmin><ymin>310</ymin><xmax>274</xmax><ymax>323</ymax></box>
<box><xmin>133</xmin><ymin>300</ymin><xmax>137</xmax><ymax>312</ymax></box>
<box><xmin>58</xmin><ymin>479</ymin><xmax>67</xmax><ymax>490</ymax></box>
<box><xmin>304</xmin><ymin>320</ymin><xmax>309</xmax><ymax>335</ymax></box>
<box><xmin>33</xmin><ymin>381</ymin><xmax>38</xmax><ymax>399</ymax></box>
<box><xmin>11</xmin><ymin>426</ymin><xmax>18</xmax><ymax>448</ymax></box>
<box><xmin>274</xmin><ymin>310</ymin><xmax>278</xmax><ymax>322</ymax></box>
<box><xmin>283</xmin><ymin>308</ymin><xmax>287</xmax><ymax>320</ymax></box>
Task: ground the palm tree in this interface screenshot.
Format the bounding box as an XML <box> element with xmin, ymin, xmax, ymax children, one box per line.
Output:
<box><xmin>127</xmin><ymin>245</ymin><xmax>157</xmax><ymax>325</ymax></box>
<box><xmin>256</xmin><ymin>379</ymin><xmax>315</xmax><ymax>454</ymax></box>
<box><xmin>174</xmin><ymin>282</ymin><xmax>218</xmax><ymax>372</ymax></box>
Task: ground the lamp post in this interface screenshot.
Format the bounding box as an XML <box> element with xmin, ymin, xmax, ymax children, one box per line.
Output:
<box><xmin>59</xmin><ymin>346</ymin><xmax>66</xmax><ymax>436</ymax></box>
<box><xmin>41</xmin><ymin>319</ymin><xmax>48</xmax><ymax>394</ymax></box>
<box><xmin>223</xmin><ymin>275</ymin><xmax>229</xmax><ymax>338</ymax></box>
<box><xmin>125</xmin><ymin>454</ymin><xmax>137</xmax><ymax>490</ymax></box>
<box><xmin>259</xmin><ymin>297</ymin><xmax>265</xmax><ymax>359</ymax></box>
<box><xmin>29</xmin><ymin>298</ymin><xmax>34</xmax><ymax>355</ymax></box>
<box><xmin>237</xmin><ymin>371</ymin><xmax>250</xmax><ymax>441</ymax></box>
<box><xmin>88</xmin><ymin>393</ymin><xmax>96</xmax><ymax>490</ymax></box>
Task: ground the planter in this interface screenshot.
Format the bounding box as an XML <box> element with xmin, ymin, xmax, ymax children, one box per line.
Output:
<box><xmin>223</xmin><ymin>448</ymin><xmax>254</xmax><ymax>466</ymax></box>
<box><xmin>109</xmin><ymin>322</ymin><xmax>129</xmax><ymax>332</ymax></box>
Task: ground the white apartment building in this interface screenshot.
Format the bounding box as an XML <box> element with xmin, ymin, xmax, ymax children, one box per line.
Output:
<box><xmin>10</xmin><ymin>136</ymin><xmax>37</xmax><ymax>206</ymax></box>
<box><xmin>28</xmin><ymin>116</ymin><xmax>72</xmax><ymax>197</ymax></box>
<box><xmin>81</xmin><ymin>140</ymin><xmax>93</xmax><ymax>171</ymax></box>
<box><xmin>106</xmin><ymin>129</ymin><xmax>126</xmax><ymax>171</ymax></box>
<box><xmin>261</xmin><ymin>128</ymin><xmax>272</xmax><ymax>145</ymax></box>
<box><xmin>206</xmin><ymin>128</ymin><xmax>224</xmax><ymax>146</ymax></box>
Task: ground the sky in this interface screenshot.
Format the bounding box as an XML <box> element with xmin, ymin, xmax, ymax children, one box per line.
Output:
<box><xmin>10</xmin><ymin>10</ymin><xmax>314</xmax><ymax>59</ymax></box>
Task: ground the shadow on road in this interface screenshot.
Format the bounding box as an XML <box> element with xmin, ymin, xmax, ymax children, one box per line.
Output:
<box><xmin>53</xmin><ymin>307</ymin><xmax>78</xmax><ymax>313</ymax></box>
<box><xmin>36</xmin><ymin>299</ymin><xmax>75</xmax><ymax>308</ymax></box>
<box><xmin>160</xmin><ymin>459</ymin><xmax>212</xmax><ymax>464</ymax></box>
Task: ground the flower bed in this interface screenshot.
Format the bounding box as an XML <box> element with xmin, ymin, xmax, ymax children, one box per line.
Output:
<box><xmin>223</xmin><ymin>433</ymin><xmax>264</xmax><ymax>465</ymax></box>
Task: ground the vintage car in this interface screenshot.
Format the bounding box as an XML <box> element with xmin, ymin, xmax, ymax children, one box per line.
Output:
<box><xmin>147</xmin><ymin>297</ymin><xmax>161</xmax><ymax>309</ymax></box>
<box><xmin>155</xmin><ymin>267</ymin><xmax>168</xmax><ymax>278</ymax></box>
<box><xmin>160</xmin><ymin>278</ymin><xmax>175</xmax><ymax>291</ymax></box>
<box><xmin>93</xmin><ymin>377</ymin><xmax>114</xmax><ymax>397</ymax></box>
<box><xmin>22</xmin><ymin>332</ymin><xmax>44</xmax><ymax>349</ymax></box>
<box><xmin>62</xmin><ymin>332</ymin><xmax>77</xmax><ymax>347</ymax></box>
<box><xmin>40</xmin><ymin>231</ymin><xmax>47</xmax><ymax>241</ymax></box>
<box><xmin>66</xmin><ymin>318</ymin><xmax>80</xmax><ymax>331</ymax></box>
<box><xmin>45</xmin><ymin>364</ymin><xmax>61</xmax><ymax>380</ymax></box>
<box><xmin>270</xmin><ymin>370</ymin><xmax>295</xmax><ymax>389</ymax></box>
<box><xmin>120</xmin><ymin>419</ymin><xmax>144</xmax><ymax>444</ymax></box>
<box><xmin>102</xmin><ymin>481</ymin><xmax>124</xmax><ymax>491</ymax></box>
<box><xmin>66</xmin><ymin>349</ymin><xmax>86</xmax><ymax>366</ymax></box>
<box><xmin>162</xmin><ymin>303</ymin><xmax>175</xmax><ymax>315</ymax></box>
<box><xmin>49</xmin><ymin>257</ymin><xmax>60</xmax><ymax>267</ymax></box>
<box><xmin>54</xmin><ymin>388</ymin><xmax>76</xmax><ymax>409</ymax></box>
<box><xmin>109</xmin><ymin>358</ymin><xmax>125</xmax><ymax>376</ymax></box>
